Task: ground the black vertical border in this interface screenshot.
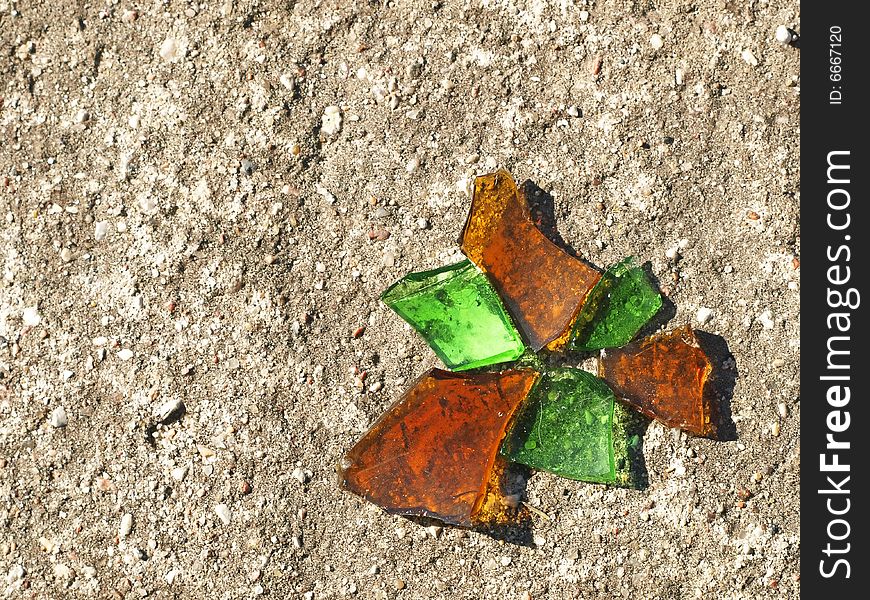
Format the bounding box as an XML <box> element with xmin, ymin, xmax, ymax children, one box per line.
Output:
<box><xmin>802</xmin><ymin>5</ymin><xmax>867</xmax><ymax>596</ymax></box>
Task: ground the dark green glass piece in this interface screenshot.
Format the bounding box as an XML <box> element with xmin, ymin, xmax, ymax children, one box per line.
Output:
<box><xmin>381</xmin><ymin>260</ymin><xmax>525</xmax><ymax>371</ymax></box>
<box><xmin>500</xmin><ymin>368</ymin><xmax>616</xmax><ymax>483</ymax></box>
<box><xmin>569</xmin><ymin>257</ymin><xmax>662</xmax><ymax>351</ymax></box>
<box><xmin>611</xmin><ymin>401</ymin><xmax>648</xmax><ymax>489</ymax></box>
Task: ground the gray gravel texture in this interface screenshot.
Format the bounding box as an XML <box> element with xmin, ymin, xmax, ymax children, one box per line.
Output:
<box><xmin>0</xmin><ymin>0</ymin><xmax>800</xmax><ymax>598</ymax></box>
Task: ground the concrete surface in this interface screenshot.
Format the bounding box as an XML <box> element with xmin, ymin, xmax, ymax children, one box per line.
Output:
<box><xmin>1</xmin><ymin>0</ymin><xmax>800</xmax><ymax>598</ymax></box>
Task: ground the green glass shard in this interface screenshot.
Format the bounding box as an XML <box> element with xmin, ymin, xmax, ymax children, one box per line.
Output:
<box><xmin>611</xmin><ymin>401</ymin><xmax>648</xmax><ymax>489</ymax></box>
<box><xmin>569</xmin><ymin>257</ymin><xmax>662</xmax><ymax>351</ymax></box>
<box><xmin>381</xmin><ymin>259</ymin><xmax>525</xmax><ymax>371</ymax></box>
<box><xmin>500</xmin><ymin>368</ymin><xmax>616</xmax><ymax>483</ymax></box>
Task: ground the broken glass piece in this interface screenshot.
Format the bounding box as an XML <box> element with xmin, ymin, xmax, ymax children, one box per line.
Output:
<box><xmin>598</xmin><ymin>325</ymin><xmax>716</xmax><ymax>438</ymax></box>
<box><xmin>460</xmin><ymin>170</ymin><xmax>601</xmax><ymax>351</ymax></box>
<box><xmin>611</xmin><ymin>401</ymin><xmax>648</xmax><ymax>489</ymax></box>
<box><xmin>381</xmin><ymin>259</ymin><xmax>525</xmax><ymax>371</ymax></box>
<box><xmin>338</xmin><ymin>368</ymin><xmax>539</xmax><ymax>527</ymax></box>
<box><xmin>500</xmin><ymin>368</ymin><xmax>617</xmax><ymax>484</ymax></box>
<box><xmin>473</xmin><ymin>455</ymin><xmax>531</xmax><ymax>526</ymax></box>
<box><xmin>570</xmin><ymin>257</ymin><xmax>662</xmax><ymax>351</ymax></box>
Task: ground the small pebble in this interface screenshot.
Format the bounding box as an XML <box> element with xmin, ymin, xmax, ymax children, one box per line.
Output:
<box><xmin>406</xmin><ymin>157</ymin><xmax>420</xmax><ymax>173</ymax></box>
<box><xmin>119</xmin><ymin>513</ymin><xmax>133</xmax><ymax>538</ymax></box>
<box><xmin>117</xmin><ymin>349</ymin><xmax>134</xmax><ymax>361</ymax></box>
<box><xmin>279</xmin><ymin>73</ymin><xmax>295</xmax><ymax>91</ymax></box>
<box><xmin>158</xmin><ymin>398</ymin><xmax>185</xmax><ymax>423</ymax></box>
<box><xmin>241</xmin><ymin>159</ymin><xmax>256</xmax><ymax>176</ymax></box>
<box><xmin>696</xmin><ymin>307</ymin><xmax>713</xmax><ymax>325</ymax></box>
<box><xmin>566</xmin><ymin>105</ymin><xmax>580</xmax><ymax>117</ymax></box>
<box><xmin>649</xmin><ymin>34</ymin><xmax>664</xmax><ymax>50</ymax></box>
<box><xmin>741</xmin><ymin>48</ymin><xmax>759</xmax><ymax>67</ymax></box>
<box><xmin>159</xmin><ymin>38</ymin><xmax>179</xmax><ymax>62</ymax></box>
<box><xmin>171</xmin><ymin>466</ymin><xmax>188</xmax><ymax>481</ymax></box>
<box><xmin>500</xmin><ymin>556</ymin><xmax>512</xmax><ymax>566</ymax></box>
<box><xmin>393</xmin><ymin>579</ymin><xmax>406</xmax><ymax>590</ymax></box>
<box><xmin>321</xmin><ymin>106</ymin><xmax>342</xmax><ymax>136</ymax></box>
<box><xmin>292</xmin><ymin>467</ymin><xmax>309</xmax><ymax>484</ymax></box>
<box><xmin>94</xmin><ymin>221</ymin><xmax>109</xmax><ymax>241</ymax></box>
<box><xmin>60</xmin><ymin>248</ymin><xmax>73</xmax><ymax>262</ymax></box>
<box><xmin>775</xmin><ymin>25</ymin><xmax>795</xmax><ymax>44</ymax></box>
<box><xmin>771</xmin><ymin>422</ymin><xmax>781</xmax><ymax>437</ymax></box>
<box><xmin>214</xmin><ymin>504</ymin><xmax>231</xmax><ymax>525</ymax></box>
<box><xmin>49</xmin><ymin>406</ymin><xmax>68</xmax><ymax>428</ymax></box>
<box><xmin>23</xmin><ymin>307</ymin><xmax>41</xmax><ymax>327</ymax></box>
<box><xmin>53</xmin><ymin>564</ymin><xmax>72</xmax><ymax>580</ymax></box>
<box><xmin>758</xmin><ymin>311</ymin><xmax>775</xmax><ymax>330</ymax></box>
<box><xmin>778</xmin><ymin>402</ymin><xmax>788</xmax><ymax>418</ymax></box>
<box><xmin>416</xmin><ymin>217</ymin><xmax>429</xmax><ymax>230</ymax></box>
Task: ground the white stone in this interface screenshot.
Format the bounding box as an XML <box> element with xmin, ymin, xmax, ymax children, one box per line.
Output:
<box><xmin>214</xmin><ymin>504</ymin><xmax>231</xmax><ymax>525</ymax></box>
<box><xmin>775</xmin><ymin>25</ymin><xmax>795</xmax><ymax>44</ymax></box>
<box><xmin>49</xmin><ymin>406</ymin><xmax>68</xmax><ymax>428</ymax></box>
<box><xmin>94</xmin><ymin>220</ymin><xmax>109</xmax><ymax>241</ymax></box>
<box><xmin>119</xmin><ymin>513</ymin><xmax>133</xmax><ymax>538</ymax></box>
<box><xmin>60</xmin><ymin>247</ymin><xmax>73</xmax><ymax>262</ymax></box>
<box><xmin>416</xmin><ymin>218</ymin><xmax>429</xmax><ymax>230</ymax></box>
<box><xmin>696</xmin><ymin>307</ymin><xmax>713</xmax><ymax>324</ymax></box>
<box><xmin>291</xmin><ymin>467</ymin><xmax>308</xmax><ymax>484</ymax></box>
<box><xmin>159</xmin><ymin>38</ymin><xmax>179</xmax><ymax>62</ymax></box>
<box><xmin>53</xmin><ymin>564</ymin><xmax>72</xmax><ymax>579</ymax></box>
<box><xmin>159</xmin><ymin>398</ymin><xmax>184</xmax><ymax>422</ymax></box>
<box><xmin>23</xmin><ymin>307</ymin><xmax>41</xmax><ymax>326</ymax></box>
<box><xmin>171</xmin><ymin>466</ymin><xmax>188</xmax><ymax>481</ymax></box>
<box><xmin>741</xmin><ymin>48</ymin><xmax>759</xmax><ymax>67</ymax></box>
<box><xmin>165</xmin><ymin>569</ymin><xmax>179</xmax><ymax>584</ymax></box>
<box><xmin>279</xmin><ymin>73</ymin><xmax>295</xmax><ymax>91</ymax></box>
<box><xmin>321</xmin><ymin>106</ymin><xmax>342</xmax><ymax>136</ymax></box>
<box><xmin>758</xmin><ymin>311</ymin><xmax>775</xmax><ymax>330</ymax></box>
<box><xmin>650</xmin><ymin>34</ymin><xmax>664</xmax><ymax>50</ymax></box>
<box><xmin>117</xmin><ymin>349</ymin><xmax>134</xmax><ymax>361</ymax></box>
<box><xmin>315</xmin><ymin>184</ymin><xmax>336</xmax><ymax>204</ymax></box>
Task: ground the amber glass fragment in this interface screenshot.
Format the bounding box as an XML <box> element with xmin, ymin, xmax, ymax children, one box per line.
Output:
<box><xmin>460</xmin><ymin>170</ymin><xmax>601</xmax><ymax>351</ymax></box>
<box><xmin>338</xmin><ymin>368</ymin><xmax>539</xmax><ymax>526</ymax></box>
<box><xmin>598</xmin><ymin>325</ymin><xmax>716</xmax><ymax>438</ymax></box>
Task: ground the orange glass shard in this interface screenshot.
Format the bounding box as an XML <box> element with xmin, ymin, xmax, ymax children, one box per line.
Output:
<box><xmin>598</xmin><ymin>325</ymin><xmax>717</xmax><ymax>438</ymax></box>
<box><xmin>338</xmin><ymin>368</ymin><xmax>539</xmax><ymax>526</ymax></box>
<box><xmin>460</xmin><ymin>170</ymin><xmax>601</xmax><ymax>351</ymax></box>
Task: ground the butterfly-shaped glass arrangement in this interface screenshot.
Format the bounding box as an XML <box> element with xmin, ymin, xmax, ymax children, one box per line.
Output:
<box><xmin>339</xmin><ymin>170</ymin><xmax>722</xmax><ymax>529</ymax></box>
